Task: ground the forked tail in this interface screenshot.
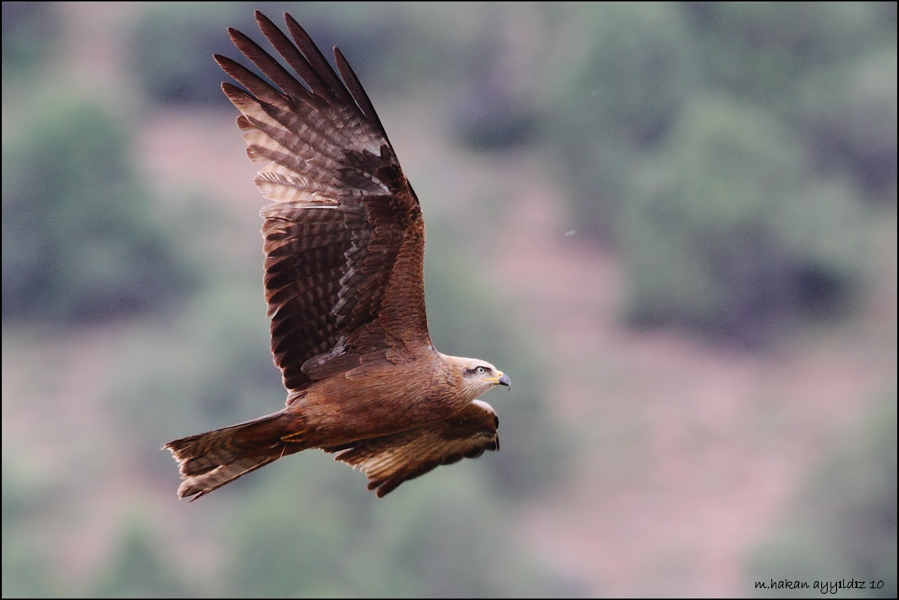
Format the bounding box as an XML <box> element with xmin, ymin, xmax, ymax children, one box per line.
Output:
<box><xmin>163</xmin><ymin>409</ymin><xmax>305</xmax><ymax>501</ymax></box>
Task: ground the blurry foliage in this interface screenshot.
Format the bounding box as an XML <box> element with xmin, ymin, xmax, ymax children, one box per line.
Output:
<box><xmin>131</xmin><ymin>2</ymin><xmax>251</xmax><ymax>106</ymax></box>
<box><xmin>1</xmin><ymin>2</ymin><xmax>62</xmax><ymax>90</ymax></box>
<box><xmin>683</xmin><ymin>2</ymin><xmax>898</xmax><ymax>200</ymax></box>
<box><xmin>455</xmin><ymin>91</ymin><xmax>539</xmax><ymax>152</ymax></box>
<box><xmin>2</xmin><ymin>97</ymin><xmax>197</xmax><ymax>322</ymax></box>
<box><xmin>440</xmin><ymin>6</ymin><xmax>543</xmax><ymax>151</ymax></box>
<box><xmin>1</xmin><ymin>465</ymin><xmax>56</xmax><ymax>597</ymax></box>
<box><xmin>619</xmin><ymin>96</ymin><xmax>869</xmax><ymax>346</ymax></box>
<box><xmin>92</xmin><ymin>521</ymin><xmax>192</xmax><ymax>598</ymax></box>
<box><xmin>130</xmin><ymin>2</ymin><xmax>456</xmax><ymax>107</ymax></box>
<box><xmin>797</xmin><ymin>45</ymin><xmax>898</xmax><ymax>199</ymax></box>
<box><xmin>105</xmin><ymin>282</ymin><xmax>280</xmax><ymax>464</ymax></box>
<box><xmin>683</xmin><ymin>3</ymin><xmax>892</xmax><ymax>106</ymax></box>
<box><xmin>748</xmin><ymin>390</ymin><xmax>897</xmax><ymax>598</ymax></box>
<box><xmin>225</xmin><ymin>468</ymin><xmax>572</xmax><ymax>597</ymax></box>
<box><xmin>538</xmin><ymin>2</ymin><xmax>896</xmax><ymax>345</ymax></box>
<box><xmin>546</xmin><ymin>3</ymin><xmax>700</xmax><ymax>240</ymax></box>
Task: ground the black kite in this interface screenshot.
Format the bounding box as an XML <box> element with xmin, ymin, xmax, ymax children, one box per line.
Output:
<box><xmin>164</xmin><ymin>11</ymin><xmax>510</xmax><ymax>499</ymax></box>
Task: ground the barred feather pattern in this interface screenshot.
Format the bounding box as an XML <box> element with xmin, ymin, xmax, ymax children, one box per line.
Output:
<box><xmin>215</xmin><ymin>11</ymin><xmax>431</xmax><ymax>392</ymax></box>
<box><xmin>164</xmin><ymin>409</ymin><xmax>304</xmax><ymax>501</ymax></box>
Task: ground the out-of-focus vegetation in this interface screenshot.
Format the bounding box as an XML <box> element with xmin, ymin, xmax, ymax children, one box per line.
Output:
<box><xmin>748</xmin><ymin>390</ymin><xmax>897</xmax><ymax>598</ymax></box>
<box><xmin>130</xmin><ymin>2</ymin><xmax>459</xmax><ymax>106</ymax></box>
<box><xmin>619</xmin><ymin>97</ymin><xmax>868</xmax><ymax>345</ymax></box>
<box><xmin>130</xmin><ymin>3</ymin><xmax>249</xmax><ymax>107</ymax></box>
<box><xmin>542</xmin><ymin>2</ymin><xmax>896</xmax><ymax>345</ymax></box>
<box><xmin>2</xmin><ymin>98</ymin><xmax>197</xmax><ymax>322</ymax></box>
<box><xmin>2</xmin><ymin>2</ymin><xmax>895</xmax><ymax>597</ymax></box>
<box><xmin>1</xmin><ymin>2</ymin><xmax>61</xmax><ymax>88</ymax></box>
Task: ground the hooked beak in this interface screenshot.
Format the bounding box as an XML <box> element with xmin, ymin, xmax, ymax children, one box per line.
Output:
<box><xmin>497</xmin><ymin>372</ymin><xmax>511</xmax><ymax>389</ymax></box>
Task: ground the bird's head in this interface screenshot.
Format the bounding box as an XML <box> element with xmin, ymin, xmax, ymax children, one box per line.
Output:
<box><xmin>444</xmin><ymin>355</ymin><xmax>511</xmax><ymax>400</ymax></box>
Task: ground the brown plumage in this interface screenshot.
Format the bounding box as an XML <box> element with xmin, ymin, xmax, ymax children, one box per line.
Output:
<box><xmin>164</xmin><ymin>11</ymin><xmax>510</xmax><ymax>499</ymax></box>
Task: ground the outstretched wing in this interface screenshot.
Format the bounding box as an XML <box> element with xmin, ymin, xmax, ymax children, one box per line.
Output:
<box><xmin>217</xmin><ymin>11</ymin><xmax>432</xmax><ymax>395</ymax></box>
<box><xmin>323</xmin><ymin>400</ymin><xmax>500</xmax><ymax>497</ymax></box>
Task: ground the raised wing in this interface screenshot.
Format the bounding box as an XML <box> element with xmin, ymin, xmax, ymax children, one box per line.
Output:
<box><xmin>216</xmin><ymin>11</ymin><xmax>432</xmax><ymax>394</ymax></box>
<box><xmin>323</xmin><ymin>400</ymin><xmax>500</xmax><ymax>497</ymax></box>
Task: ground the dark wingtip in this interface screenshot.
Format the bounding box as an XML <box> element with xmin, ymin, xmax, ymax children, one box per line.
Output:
<box><xmin>254</xmin><ymin>11</ymin><xmax>274</xmax><ymax>33</ymax></box>
<box><xmin>212</xmin><ymin>54</ymin><xmax>234</xmax><ymax>71</ymax></box>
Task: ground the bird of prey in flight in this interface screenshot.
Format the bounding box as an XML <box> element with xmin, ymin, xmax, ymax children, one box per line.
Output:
<box><xmin>165</xmin><ymin>11</ymin><xmax>510</xmax><ymax>499</ymax></box>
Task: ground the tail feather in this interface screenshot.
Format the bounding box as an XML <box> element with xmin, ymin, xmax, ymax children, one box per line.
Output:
<box><xmin>164</xmin><ymin>409</ymin><xmax>304</xmax><ymax>501</ymax></box>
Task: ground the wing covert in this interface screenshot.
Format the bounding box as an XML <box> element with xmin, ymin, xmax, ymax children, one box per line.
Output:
<box><xmin>323</xmin><ymin>400</ymin><xmax>500</xmax><ymax>497</ymax></box>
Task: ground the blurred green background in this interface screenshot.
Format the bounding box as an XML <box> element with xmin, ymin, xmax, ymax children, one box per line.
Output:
<box><xmin>2</xmin><ymin>2</ymin><xmax>895</xmax><ymax>597</ymax></box>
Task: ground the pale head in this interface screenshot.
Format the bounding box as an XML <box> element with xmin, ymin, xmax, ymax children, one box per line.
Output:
<box><xmin>441</xmin><ymin>354</ymin><xmax>511</xmax><ymax>400</ymax></box>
